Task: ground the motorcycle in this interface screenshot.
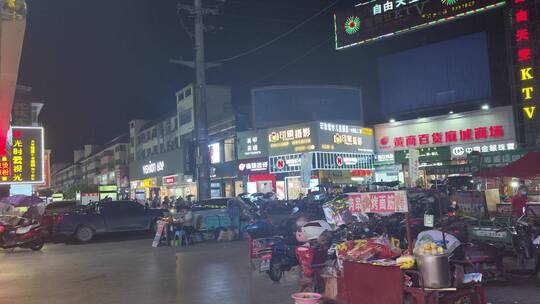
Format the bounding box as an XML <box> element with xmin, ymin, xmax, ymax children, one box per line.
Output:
<box><xmin>0</xmin><ymin>216</ymin><xmax>45</xmax><ymax>251</ymax></box>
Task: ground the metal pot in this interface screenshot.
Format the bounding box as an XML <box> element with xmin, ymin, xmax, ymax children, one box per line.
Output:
<box><xmin>415</xmin><ymin>253</ymin><xmax>451</xmax><ymax>289</ymax></box>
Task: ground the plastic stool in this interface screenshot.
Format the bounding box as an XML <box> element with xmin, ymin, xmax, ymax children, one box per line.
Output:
<box><xmin>173</xmin><ymin>230</ymin><xmax>189</xmax><ymax>247</ymax></box>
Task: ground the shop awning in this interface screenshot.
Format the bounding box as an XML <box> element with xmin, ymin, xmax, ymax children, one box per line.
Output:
<box><xmin>474</xmin><ymin>151</ymin><xmax>540</xmax><ymax>178</ymax></box>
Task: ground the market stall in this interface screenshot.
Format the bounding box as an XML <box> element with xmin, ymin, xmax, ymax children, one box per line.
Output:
<box><xmin>329</xmin><ymin>190</ymin><xmax>486</xmax><ymax>304</ymax></box>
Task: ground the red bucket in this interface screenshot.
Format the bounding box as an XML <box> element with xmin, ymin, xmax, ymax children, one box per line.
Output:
<box><xmin>296</xmin><ymin>246</ymin><xmax>315</xmax><ymax>277</ymax></box>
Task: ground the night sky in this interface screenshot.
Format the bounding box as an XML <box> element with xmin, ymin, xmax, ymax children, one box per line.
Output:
<box><xmin>17</xmin><ymin>0</ymin><xmax>506</xmax><ymax>163</ymax></box>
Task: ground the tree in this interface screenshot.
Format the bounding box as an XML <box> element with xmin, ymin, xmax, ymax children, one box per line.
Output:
<box><xmin>64</xmin><ymin>183</ymin><xmax>98</xmax><ymax>200</ymax></box>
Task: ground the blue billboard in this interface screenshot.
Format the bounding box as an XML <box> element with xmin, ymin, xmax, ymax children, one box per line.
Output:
<box><xmin>252</xmin><ymin>86</ymin><xmax>363</xmax><ymax>128</ymax></box>
<box><xmin>378</xmin><ymin>32</ymin><xmax>492</xmax><ymax>114</ymax></box>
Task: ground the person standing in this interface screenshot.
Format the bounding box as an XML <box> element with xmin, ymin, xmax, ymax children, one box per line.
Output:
<box><xmin>512</xmin><ymin>185</ymin><xmax>529</xmax><ymax>217</ymax></box>
<box><xmin>162</xmin><ymin>196</ymin><xmax>170</xmax><ymax>210</ymax></box>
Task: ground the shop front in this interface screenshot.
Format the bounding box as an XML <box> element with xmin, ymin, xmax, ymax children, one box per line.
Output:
<box><xmin>268</xmin><ymin>121</ymin><xmax>375</xmax><ymax>199</ymax></box>
<box><xmin>210</xmin><ymin>161</ymin><xmax>238</xmax><ymax>198</ymax></box>
<box><xmin>237</xmin><ymin>157</ymin><xmax>275</xmax><ymax>194</ymax></box>
<box><xmin>128</xmin><ymin>150</ymin><xmax>187</xmax><ymax>200</ymax></box>
<box><xmin>374</xmin><ymin>106</ymin><xmax>517</xmax><ymax>186</ymax></box>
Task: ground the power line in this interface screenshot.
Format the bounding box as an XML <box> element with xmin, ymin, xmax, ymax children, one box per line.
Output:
<box><xmin>242</xmin><ymin>35</ymin><xmax>333</xmax><ymax>88</ymax></box>
<box><xmin>213</xmin><ymin>0</ymin><xmax>340</xmax><ymax>63</ymax></box>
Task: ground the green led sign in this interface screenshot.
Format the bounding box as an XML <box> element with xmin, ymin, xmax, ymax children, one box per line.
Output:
<box><xmin>334</xmin><ymin>0</ymin><xmax>506</xmax><ymax>50</ymax></box>
<box><xmin>344</xmin><ymin>16</ymin><xmax>361</xmax><ymax>35</ymax></box>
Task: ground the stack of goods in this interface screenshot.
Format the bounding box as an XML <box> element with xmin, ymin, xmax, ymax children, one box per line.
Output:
<box><xmin>335</xmin><ymin>236</ymin><xmax>403</xmax><ymax>269</ymax></box>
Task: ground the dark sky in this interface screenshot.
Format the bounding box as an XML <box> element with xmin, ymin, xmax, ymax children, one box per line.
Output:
<box><xmin>17</xmin><ymin>0</ymin><xmax>506</xmax><ymax>164</ymax></box>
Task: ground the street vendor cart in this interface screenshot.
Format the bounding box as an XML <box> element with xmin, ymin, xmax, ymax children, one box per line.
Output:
<box><xmin>331</xmin><ymin>190</ymin><xmax>487</xmax><ymax>304</ymax></box>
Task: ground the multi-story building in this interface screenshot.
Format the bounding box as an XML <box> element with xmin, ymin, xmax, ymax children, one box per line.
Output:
<box><xmin>128</xmin><ymin>84</ymin><xmax>234</xmax><ymax>200</ymax></box>
<box><xmin>51</xmin><ymin>135</ymin><xmax>129</xmax><ymax>194</ymax></box>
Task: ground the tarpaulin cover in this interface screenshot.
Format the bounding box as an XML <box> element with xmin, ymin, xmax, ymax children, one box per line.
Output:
<box><xmin>474</xmin><ymin>152</ymin><xmax>540</xmax><ymax>178</ymax></box>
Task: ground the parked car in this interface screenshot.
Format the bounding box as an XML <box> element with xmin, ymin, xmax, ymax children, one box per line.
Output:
<box><xmin>54</xmin><ymin>200</ymin><xmax>163</xmax><ymax>243</ymax></box>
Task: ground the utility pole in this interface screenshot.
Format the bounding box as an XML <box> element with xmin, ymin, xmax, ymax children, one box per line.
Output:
<box><xmin>193</xmin><ymin>0</ymin><xmax>211</xmax><ymax>200</ymax></box>
<box><xmin>175</xmin><ymin>0</ymin><xmax>221</xmax><ymax>200</ymax></box>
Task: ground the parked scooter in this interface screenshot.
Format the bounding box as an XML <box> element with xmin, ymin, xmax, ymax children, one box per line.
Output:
<box><xmin>0</xmin><ymin>216</ymin><xmax>45</xmax><ymax>251</ymax></box>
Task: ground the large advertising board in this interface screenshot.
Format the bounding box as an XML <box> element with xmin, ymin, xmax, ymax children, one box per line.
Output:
<box><xmin>252</xmin><ymin>86</ymin><xmax>363</xmax><ymax>129</ymax></box>
<box><xmin>334</xmin><ymin>0</ymin><xmax>505</xmax><ymax>49</ymax></box>
<box><xmin>268</xmin><ymin>121</ymin><xmax>374</xmax><ymax>156</ymax></box>
<box><xmin>0</xmin><ymin>126</ymin><xmax>44</xmax><ymax>184</ymax></box>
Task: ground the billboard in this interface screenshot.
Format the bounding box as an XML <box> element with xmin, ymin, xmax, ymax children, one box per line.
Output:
<box><xmin>334</xmin><ymin>0</ymin><xmax>505</xmax><ymax>49</ymax></box>
<box><xmin>378</xmin><ymin>32</ymin><xmax>492</xmax><ymax>114</ymax></box>
<box><xmin>252</xmin><ymin>86</ymin><xmax>363</xmax><ymax>129</ymax></box>
<box><xmin>0</xmin><ymin>126</ymin><xmax>44</xmax><ymax>184</ymax></box>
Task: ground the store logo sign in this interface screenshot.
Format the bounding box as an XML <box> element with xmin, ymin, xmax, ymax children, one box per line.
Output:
<box><xmin>451</xmin><ymin>142</ymin><xmax>516</xmax><ymax>157</ymax></box>
<box><xmin>336</xmin><ymin>156</ymin><xmax>344</xmax><ymax>167</ymax></box>
<box><xmin>142</xmin><ymin>161</ymin><xmax>165</xmax><ymax>175</ymax></box>
<box><xmin>276</xmin><ymin>159</ymin><xmax>285</xmax><ymax>170</ymax></box>
<box><xmin>452</xmin><ymin>147</ymin><xmax>465</xmax><ymax>156</ymax></box>
<box><xmin>238</xmin><ymin>161</ymin><xmax>268</xmax><ymax>172</ymax></box>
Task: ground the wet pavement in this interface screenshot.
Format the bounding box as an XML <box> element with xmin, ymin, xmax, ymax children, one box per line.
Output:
<box><xmin>0</xmin><ymin>234</ymin><xmax>298</xmax><ymax>304</ymax></box>
<box><xmin>0</xmin><ymin>234</ymin><xmax>538</xmax><ymax>304</ymax></box>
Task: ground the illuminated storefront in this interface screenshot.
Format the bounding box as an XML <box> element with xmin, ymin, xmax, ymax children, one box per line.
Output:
<box><xmin>129</xmin><ymin>150</ymin><xmax>194</xmax><ymax>200</ymax></box>
<box><xmin>373</xmin><ymin>106</ymin><xmax>517</xmax><ymax>185</ymax></box>
<box><xmin>268</xmin><ymin>121</ymin><xmax>375</xmax><ymax>199</ymax></box>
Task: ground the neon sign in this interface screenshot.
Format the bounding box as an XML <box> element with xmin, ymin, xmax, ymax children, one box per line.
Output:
<box><xmin>0</xmin><ymin>127</ymin><xmax>44</xmax><ymax>184</ymax></box>
<box><xmin>142</xmin><ymin>161</ymin><xmax>165</xmax><ymax>175</ymax></box>
<box><xmin>379</xmin><ymin>125</ymin><xmax>505</xmax><ymax>149</ymax></box>
<box><xmin>512</xmin><ymin>0</ymin><xmax>537</xmax><ymax>120</ymax></box>
<box><xmin>334</xmin><ymin>0</ymin><xmax>505</xmax><ymax>49</ymax></box>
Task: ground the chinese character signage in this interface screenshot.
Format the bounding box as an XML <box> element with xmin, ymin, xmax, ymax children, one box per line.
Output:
<box><xmin>450</xmin><ymin>141</ymin><xmax>516</xmax><ymax>159</ymax></box>
<box><xmin>348</xmin><ymin>191</ymin><xmax>408</xmax><ymax>213</ymax></box>
<box><xmin>268</xmin><ymin>121</ymin><xmax>375</xmax><ymax>156</ymax></box>
<box><xmin>0</xmin><ymin>127</ymin><xmax>44</xmax><ymax>184</ymax></box>
<box><xmin>319</xmin><ymin>122</ymin><xmax>375</xmax><ymax>154</ymax></box>
<box><xmin>374</xmin><ymin>106</ymin><xmax>516</xmax><ymax>152</ymax></box>
<box><xmin>395</xmin><ymin>147</ymin><xmax>451</xmax><ymax>163</ymax></box>
<box><xmin>508</xmin><ymin>0</ymin><xmax>540</xmax><ymax>143</ymax></box>
<box><xmin>334</xmin><ymin>0</ymin><xmax>505</xmax><ymax>49</ymax></box>
<box><xmin>237</xmin><ymin>158</ymin><xmax>269</xmax><ymax>176</ymax></box>
<box><xmin>237</xmin><ymin>130</ymin><xmax>269</xmax><ymax>160</ymax></box>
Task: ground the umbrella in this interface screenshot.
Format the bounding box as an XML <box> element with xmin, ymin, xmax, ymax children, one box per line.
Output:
<box><xmin>0</xmin><ymin>195</ymin><xmax>43</xmax><ymax>207</ymax></box>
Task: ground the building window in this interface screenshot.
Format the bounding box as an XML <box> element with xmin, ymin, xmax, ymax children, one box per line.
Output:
<box><xmin>224</xmin><ymin>138</ymin><xmax>235</xmax><ymax>162</ymax></box>
<box><xmin>180</xmin><ymin>109</ymin><xmax>192</xmax><ymax>125</ymax></box>
<box><xmin>173</xmin><ymin>138</ymin><xmax>179</xmax><ymax>149</ymax></box>
<box><xmin>173</xmin><ymin>118</ymin><xmax>178</xmax><ymax>129</ymax></box>
<box><xmin>160</xmin><ymin>143</ymin><xmax>164</xmax><ymax>153</ymax></box>
<box><xmin>185</xmin><ymin>87</ymin><xmax>192</xmax><ymax>97</ymax></box>
<box><xmin>177</xmin><ymin>91</ymin><xmax>184</xmax><ymax>102</ymax></box>
<box><xmin>152</xmin><ymin>129</ymin><xmax>157</xmax><ymax>138</ymax></box>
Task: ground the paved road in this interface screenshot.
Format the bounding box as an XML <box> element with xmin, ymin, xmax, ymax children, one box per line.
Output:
<box><xmin>0</xmin><ymin>234</ymin><xmax>537</xmax><ymax>304</ymax></box>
